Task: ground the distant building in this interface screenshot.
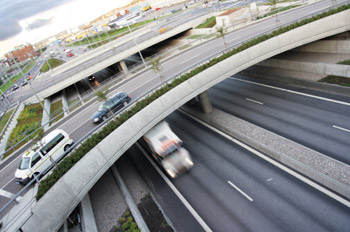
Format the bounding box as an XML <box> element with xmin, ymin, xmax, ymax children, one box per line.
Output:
<box><xmin>148</xmin><ymin>0</ymin><xmax>186</xmax><ymax>8</ymax></box>
<box><xmin>5</xmin><ymin>43</ymin><xmax>35</xmax><ymax>62</ymax></box>
<box><xmin>216</xmin><ymin>9</ymin><xmax>240</xmax><ymax>28</ymax></box>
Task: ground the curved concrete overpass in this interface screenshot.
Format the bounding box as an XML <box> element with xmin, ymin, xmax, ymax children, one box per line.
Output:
<box><xmin>25</xmin><ymin>15</ymin><xmax>211</xmax><ymax>103</ymax></box>
<box><xmin>22</xmin><ymin>10</ymin><xmax>350</xmax><ymax>231</ymax></box>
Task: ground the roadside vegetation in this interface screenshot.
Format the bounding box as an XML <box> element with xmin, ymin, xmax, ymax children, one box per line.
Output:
<box><xmin>115</xmin><ymin>211</ymin><xmax>140</xmax><ymax>232</ymax></box>
<box><xmin>187</xmin><ymin>34</ymin><xmax>206</xmax><ymax>39</ymax></box>
<box><xmin>0</xmin><ymin>109</ymin><xmax>14</xmax><ymax>137</ymax></box>
<box><xmin>4</xmin><ymin>103</ymin><xmax>43</xmax><ymax>159</ymax></box>
<box><xmin>0</xmin><ymin>58</ymin><xmax>38</xmax><ymax>93</ymax></box>
<box><xmin>69</xmin><ymin>20</ymin><xmax>154</xmax><ymax>48</ymax></box>
<box><xmin>318</xmin><ymin>75</ymin><xmax>350</xmax><ymax>87</ymax></box>
<box><xmin>257</xmin><ymin>5</ymin><xmax>301</xmax><ymax>19</ymax></box>
<box><xmin>50</xmin><ymin>101</ymin><xmax>64</xmax><ymax>125</ymax></box>
<box><xmin>40</xmin><ymin>58</ymin><xmax>64</xmax><ymax>73</ymax></box>
<box><xmin>337</xmin><ymin>59</ymin><xmax>350</xmax><ymax>65</ymax></box>
<box><xmin>36</xmin><ymin>4</ymin><xmax>350</xmax><ymax>200</ymax></box>
<box><xmin>195</xmin><ymin>16</ymin><xmax>216</xmax><ymax>28</ymax></box>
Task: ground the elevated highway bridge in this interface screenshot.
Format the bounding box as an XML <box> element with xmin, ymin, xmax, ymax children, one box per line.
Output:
<box><xmin>2</xmin><ymin>1</ymin><xmax>350</xmax><ymax>231</ymax></box>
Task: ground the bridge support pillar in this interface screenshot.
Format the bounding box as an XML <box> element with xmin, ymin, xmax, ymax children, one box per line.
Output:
<box><xmin>42</xmin><ymin>97</ymin><xmax>51</xmax><ymax>131</ymax></box>
<box><xmin>118</xmin><ymin>60</ymin><xmax>129</xmax><ymax>74</ymax></box>
<box><xmin>198</xmin><ymin>91</ymin><xmax>212</xmax><ymax>114</ymax></box>
<box><xmin>61</xmin><ymin>89</ymin><xmax>70</xmax><ymax>116</ymax></box>
<box><xmin>74</xmin><ymin>83</ymin><xmax>84</xmax><ymax>103</ymax></box>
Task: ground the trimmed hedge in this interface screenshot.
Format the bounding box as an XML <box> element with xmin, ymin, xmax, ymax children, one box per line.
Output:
<box><xmin>36</xmin><ymin>5</ymin><xmax>350</xmax><ymax>200</ymax></box>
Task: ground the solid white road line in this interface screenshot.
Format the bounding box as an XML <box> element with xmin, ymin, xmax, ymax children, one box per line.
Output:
<box><xmin>332</xmin><ymin>125</ymin><xmax>350</xmax><ymax>133</ymax></box>
<box><xmin>179</xmin><ymin>109</ymin><xmax>350</xmax><ymax>208</ymax></box>
<box><xmin>136</xmin><ymin>142</ymin><xmax>213</xmax><ymax>232</ymax></box>
<box><xmin>180</xmin><ymin>55</ymin><xmax>201</xmax><ymax>65</ymax></box>
<box><xmin>0</xmin><ymin>189</ymin><xmax>22</xmax><ymax>201</ymax></box>
<box><xmin>227</xmin><ymin>180</ymin><xmax>253</xmax><ymax>202</ymax></box>
<box><xmin>246</xmin><ymin>98</ymin><xmax>263</xmax><ymax>105</ymax></box>
<box><xmin>230</xmin><ymin>77</ymin><xmax>350</xmax><ymax>106</ymax></box>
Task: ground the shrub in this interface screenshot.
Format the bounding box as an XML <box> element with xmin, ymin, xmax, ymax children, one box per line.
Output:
<box><xmin>36</xmin><ymin>4</ymin><xmax>350</xmax><ymax>200</ymax></box>
<box><xmin>122</xmin><ymin>222</ymin><xmax>130</xmax><ymax>231</ymax></box>
<box><xmin>124</xmin><ymin>211</ymin><xmax>130</xmax><ymax>217</ymax></box>
<box><xmin>120</xmin><ymin>217</ymin><xmax>126</xmax><ymax>223</ymax></box>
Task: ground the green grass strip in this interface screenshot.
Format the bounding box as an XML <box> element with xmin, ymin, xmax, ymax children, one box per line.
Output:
<box><xmin>40</xmin><ymin>59</ymin><xmax>64</xmax><ymax>73</ymax></box>
<box><xmin>0</xmin><ymin>109</ymin><xmax>14</xmax><ymax>136</ymax></box>
<box><xmin>337</xmin><ymin>59</ymin><xmax>350</xmax><ymax>65</ymax></box>
<box><xmin>318</xmin><ymin>75</ymin><xmax>350</xmax><ymax>87</ymax></box>
<box><xmin>196</xmin><ymin>16</ymin><xmax>216</xmax><ymax>28</ymax></box>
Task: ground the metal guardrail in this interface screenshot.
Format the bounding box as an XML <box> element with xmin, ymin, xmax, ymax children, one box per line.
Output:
<box><xmin>1</xmin><ymin>0</ymin><xmax>349</xmax><ymax>227</ymax></box>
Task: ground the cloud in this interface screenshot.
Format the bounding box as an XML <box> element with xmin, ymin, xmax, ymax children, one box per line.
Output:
<box><xmin>26</xmin><ymin>18</ymin><xmax>53</xmax><ymax>31</ymax></box>
<box><xmin>0</xmin><ymin>17</ymin><xmax>22</xmax><ymax>40</ymax></box>
<box><xmin>0</xmin><ymin>0</ymin><xmax>70</xmax><ymax>40</ymax></box>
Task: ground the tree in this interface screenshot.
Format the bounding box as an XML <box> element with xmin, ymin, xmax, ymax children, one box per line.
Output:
<box><xmin>95</xmin><ymin>87</ymin><xmax>114</xmax><ymax>119</ymax></box>
<box><xmin>216</xmin><ymin>26</ymin><xmax>228</xmax><ymax>49</ymax></box>
<box><xmin>269</xmin><ymin>0</ymin><xmax>277</xmax><ymax>10</ymax></box>
<box><xmin>147</xmin><ymin>56</ymin><xmax>165</xmax><ymax>84</ymax></box>
<box><xmin>95</xmin><ymin>87</ymin><xmax>108</xmax><ymax>103</ymax></box>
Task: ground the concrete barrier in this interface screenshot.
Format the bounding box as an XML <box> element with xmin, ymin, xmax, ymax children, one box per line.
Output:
<box><xmin>293</xmin><ymin>40</ymin><xmax>350</xmax><ymax>54</ymax></box>
<box><xmin>21</xmin><ymin>10</ymin><xmax>350</xmax><ymax>232</ymax></box>
<box><xmin>258</xmin><ymin>58</ymin><xmax>350</xmax><ymax>77</ymax></box>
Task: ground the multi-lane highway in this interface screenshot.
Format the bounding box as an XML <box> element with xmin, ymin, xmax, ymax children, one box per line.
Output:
<box><xmin>208</xmin><ymin>76</ymin><xmax>350</xmax><ymax>164</ymax></box>
<box><xmin>128</xmin><ymin>111</ymin><xmax>350</xmax><ymax>232</ymax></box>
<box><xmin>0</xmin><ymin>0</ymin><xmax>349</xmax><ymax>225</ymax></box>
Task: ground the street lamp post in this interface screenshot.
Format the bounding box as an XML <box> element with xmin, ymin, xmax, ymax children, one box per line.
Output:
<box><xmin>127</xmin><ymin>23</ymin><xmax>147</xmax><ymax>68</ymax></box>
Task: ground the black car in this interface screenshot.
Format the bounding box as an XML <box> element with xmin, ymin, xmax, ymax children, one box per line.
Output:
<box><xmin>91</xmin><ymin>92</ymin><xmax>131</xmax><ymax>123</ymax></box>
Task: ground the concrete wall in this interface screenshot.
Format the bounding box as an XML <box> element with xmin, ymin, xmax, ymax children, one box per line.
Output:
<box><xmin>258</xmin><ymin>58</ymin><xmax>350</xmax><ymax>77</ymax></box>
<box><xmin>292</xmin><ymin>40</ymin><xmax>350</xmax><ymax>54</ymax></box>
<box><xmin>21</xmin><ymin>10</ymin><xmax>350</xmax><ymax>232</ymax></box>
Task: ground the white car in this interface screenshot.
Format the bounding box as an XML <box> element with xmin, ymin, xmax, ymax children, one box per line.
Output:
<box><xmin>15</xmin><ymin>129</ymin><xmax>74</xmax><ymax>185</ymax></box>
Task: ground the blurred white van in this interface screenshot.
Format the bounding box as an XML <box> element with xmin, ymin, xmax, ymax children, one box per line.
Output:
<box><xmin>15</xmin><ymin>129</ymin><xmax>74</xmax><ymax>185</ymax></box>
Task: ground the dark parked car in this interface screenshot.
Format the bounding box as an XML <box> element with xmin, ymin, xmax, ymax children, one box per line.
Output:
<box><xmin>91</xmin><ymin>92</ymin><xmax>131</xmax><ymax>123</ymax></box>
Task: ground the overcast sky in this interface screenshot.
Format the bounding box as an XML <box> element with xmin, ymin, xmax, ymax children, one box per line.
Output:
<box><xmin>0</xmin><ymin>0</ymin><xmax>132</xmax><ymax>57</ymax></box>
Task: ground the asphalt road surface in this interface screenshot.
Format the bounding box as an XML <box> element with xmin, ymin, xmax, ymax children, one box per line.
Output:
<box><xmin>129</xmin><ymin>111</ymin><xmax>350</xmax><ymax>232</ymax></box>
<box><xmin>208</xmin><ymin>75</ymin><xmax>350</xmax><ymax>164</ymax></box>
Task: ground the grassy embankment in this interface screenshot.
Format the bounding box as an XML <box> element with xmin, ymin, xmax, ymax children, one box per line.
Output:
<box><xmin>3</xmin><ymin>103</ymin><xmax>43</xmax><ymax>159</ymax></box>
<box><xmin>195</xmin><ymin>16</ymin><xmax>216</xmax><ymax>28</ymax></box>
<box><xmin>318</xmin><ymin>60</ymin><xmax>350</xmax><ymax>87</ymax></box>
<box><xmin>40</xmin><ymin>58</ymin><xmax>64</xmax><ymax>73</ymax></box>
<box><xmin>0</xmin><ymin>109</ymin><xmax>15</xmax><ymax>138</ymax></box>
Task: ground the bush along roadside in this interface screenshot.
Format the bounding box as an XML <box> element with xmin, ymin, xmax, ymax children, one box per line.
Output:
<box><xmin>36</xmin><ymin>4</ymin><xmax>350</xmax><ymax>200</ymax></box>
<box><xmin>115</xmin><ymin>211</ymin><xmax>140</xmax><ymax>232</ymax></box>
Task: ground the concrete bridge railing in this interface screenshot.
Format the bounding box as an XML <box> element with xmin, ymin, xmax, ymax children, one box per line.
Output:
<box><xmin>21</xmin><ymin>10</ymin><xmax>350</xmax><ymax>232</ymax></box>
